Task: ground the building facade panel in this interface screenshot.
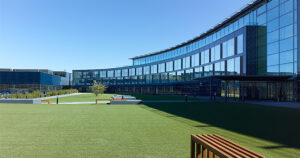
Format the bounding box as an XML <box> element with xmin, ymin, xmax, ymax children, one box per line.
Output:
<box><xmin>73</xmin><ymin>0</ymin><xmax>299</xmax><ymax>101</ymax></box>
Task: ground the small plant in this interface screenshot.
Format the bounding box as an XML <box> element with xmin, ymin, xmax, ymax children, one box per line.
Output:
<box><xmin>90</xmin><ymin>80</ymin><xmax>107</xmax><ymax>97</ymax></box>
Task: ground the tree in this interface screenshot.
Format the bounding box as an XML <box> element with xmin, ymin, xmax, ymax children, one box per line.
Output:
<box><xmin>90</xmin><ymin>80</ymin><xmax>107</xmax><ymax>97</ymax></box>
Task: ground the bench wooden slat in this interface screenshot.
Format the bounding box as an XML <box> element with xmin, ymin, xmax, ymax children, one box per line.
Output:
<box><xmin>191</xmin><ymin>134</ymin><xmax>265</xmax><ymax>158</ymax></box>
<box><xmin>209</xmin><ymin>135</ymin><xmax>258</xmax><ymax>158</ymax></box>
<box><xmin>212</xmin><ymin>135</ymin><xmax>265</xmax><ymax>158</ymax></box>
<box><xmin>192</xmin><ymin>135</ymin><xmax>234</xmax><ymax>158</ymax></box>
<box><xmin>202</xmin><ymin>135</ymin><xmax>251</xmax><ymax>158</ymax></box>
<box><xmin>196</xmin><ymin>135</ymin><xmax>241</xmax><ymax>158</ymax></box>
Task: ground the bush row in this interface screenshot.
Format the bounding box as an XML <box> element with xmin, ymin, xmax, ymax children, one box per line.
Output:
<box><xmin>7</xmin><ymin>89</ymin><xmax>78</xmax><ymax>99</ymax></box>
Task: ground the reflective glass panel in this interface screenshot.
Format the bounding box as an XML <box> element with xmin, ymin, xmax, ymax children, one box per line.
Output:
<box><xmin>234</xmin><ymin>57</ymin><xmax>240</xmax><ymax>75</ymax></box>
<box><xmin>267</xmin><ymin>53</ymin><xmax>279</xmax><ymax>66</ymax></box>
<box><xmin>280</xmin><ymin>50</ymin><xmax>293</xmax><ymax>64</ymax></box>
<box><xmin>227</xmin><ymin>38</ymin><xmax>235</xmax><ymax>57</ymax></box>
<box><xmin>267</xmin><ymin>41</ymin><xmax>279</xmax><ymax>54</ymax></box>
<box><xmin>215</xmin><ymin>45</ymin><xmax>221</xmax><ymax>60</ymax></box>
<box><xmin>280</xmin><ymin>12</ymin><xmax>293</xmax><ymax>27</ymax></box>
<box><xmin>280</xmin><ymin>63</ymin><xmax>293</xmax><ymax>74</ymax></box>
<box><xmin>280</xmin><ymin>24</ymin><xmax>293</xmax><ymax>40</ymax></box>
<box><xmin>280</xmin><ymin>37</ymin><xmax>293</xmax><ymax>52</ymax></box>
<box><xmin>237</xmin><ymin>35</ymin><xmax>243</xmax><ymax>54</ymax></box>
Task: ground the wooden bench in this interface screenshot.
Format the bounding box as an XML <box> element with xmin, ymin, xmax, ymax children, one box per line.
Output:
<box><xmin>191</xmin><ymin>134</ymin><xmax>265</xmax><ymax>158</ymax></box>
<box><xmin>41</xmin><ymin>100</ymin><xmax>51</xmax><ymax>104</ymax></box>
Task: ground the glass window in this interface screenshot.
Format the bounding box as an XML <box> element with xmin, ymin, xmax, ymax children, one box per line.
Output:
<box><xmin>267</xmin><ymin>30</ymin><xmax>279</xmax><ymax>43</ymax></box>
<box><xmin>115</xmin><ymin>70</ymin><xmax>121</xmax><ymax>77</ymax></box>
<box><xmin>100</xmin><ymin>71</ymin><xmax>107</xmax><ymax>78</ymax></box>
<box><xmin>280</xmin><ymin>24</ymin><xmax>293</xmax><ymax>40</ymax></box>
<box><xmin>136</xmin><ymin>67</ymin><xmax>143</xmax><ymax>75</ymax></box>
<box><xmin>151</xmin><ymin>65</ymin><xmax>157</xmax><ymax>74</ymax></box>
<box><xmin>211</xmin><ymin>47</ymin><xmax>215</xmax><ymax>62</ymax></box>
<box><xmin>146</xmin><ymin>75</ymin><xmax>152</xmax><ymax>84</ymax></box>
<box><xmin>220</xmin><ymin>61</ymin><xmax>225</xmax><ymax>75</ymax></box>
<box><xmin>129</xmin><ymin>68</ymin><xmax>135</xmax><ymax>76</ymax></box>
<box><xmin>280</xmin><ymin>12</ymin><xmax>293</xmax><ymax>28</ymax></box>
<box><xmin>280</xmin><ymin>37</ymin><xmax>293</xmax><ymax>52</ymax></box>
<box><xmin>176</xmin><ymin>71</ymin><xmax>184</xmax><ymax>82</ymax></box>
<box><xmin>160</xmin><ymin>73</ymin><xmax>168</xmax><ymax>83</ymax></box>
<box><xmin>280</xmin><ymin>50</ymin><xmax>293</xmax><ymax>64</ymax></box>
<box><xmin>222</xmin><ymin>42</ymin><xmax>228</xmax><ymax>58</ymax></box>
<box><xmin>185</xmin><ymin>69</ymin><xmax>193</xmax><ymax>81</ymax></box>
<box><xmin>194</xmin><ymin>67</ymin><xmax>202</xmax><ymax>78</ymax></box>
<box><xmin>237</xmin><ymin>35</ymin><xmax>243</xmax><ymax>54</ymax></box>
<box><xmin>166</xmin><ymin>61</ymin><xmax>173</xmax><ymax>72</ymax></box>
<box><xmin>169</xmin><ymin>72</ymin><xmax>176</xmax><ymax>83</ymax></box>
<box><xmin>201</xmin><ymin>51</ymin><xmax>205</xmax><ymax>65</ymax></box>
<box><xmin>158</xmin><ymin>63</ymin><xmax>165</xmax><ymax>73</ymax></box>
<box><xmin>244</xmin><ymin>14</ymin><xmax>250</xmax><ymax>25</ymax></box>
<box><xmin>215</xmin><ymin>62</ymin><xmax>221</xmax><ymax>76</ymax></box>
<box><xmin>227</xmin><ymin>59</ymin><xmax>235</xmax><ymax>75</ymax></box>
<box><xmin>204</xmin><ymin>65</ymin><xmax>210</xmax><ymax>76</ymax></box>
<box><xmin>204</xmin><ymin>49</ymin><xmax>209</xmax><ymax>64</ymax></box>
<box><xmin>183</xmin><ymin>56</ymin><xmax>191</xmax><ymax>69</ymax></box>
<box><xmin>267</xmin><ymin>7</ymin><xmax>279</xmax><ymax>21</ymax></box>
<box><xmin>122</xmin><ymin>69</ymin><xmax>128</xmax><ymax>77</ymax></box>
<box><xmin>107</xmin><ymin>70</ymin><xmax>114</xmax><ymax>77</ymax></box>
<box><xmin>227</xmin><ymin>38</ymin><xmax>235</xmax><ymax>57</ymax></box>
<box><xmin>143</xmin><ymin>66</ymin><xmax>150</xmax><ymax>75</ymax></box>
<box><xmin>280</xmin><ymin>0</ymin><xmax>293</xmax><ymax>16</ymax></box>
<box><xmin>280</xmin><ymin>63</ymin><xmax>293</xmax><ymax>74</ymax></box>
<box><xmin>257</xmin><ymin>4</ymin><xmax>266</xmax><ymax>15</ymax></box>
<box><xmin>267</xmin><ymin>19</ymin><xmax>279</xmax><ymax>32</ymax></box>
<box><xmin>234</xmin><ymin>57</ymin><xmax>240</xmax><ymax>75</ymax></box>
<box><xmin>257</xmin><ymin>13</ymin><xmax>267</xmax><ymax>25</ymax></box>
<box><xmin>191</xmin><ymin>53</ymin><xmax>200</xmax><ymax>67</ymax></box>
<box><xmin>152</xmin><ymin>74</ymin><xmax>160</xmax><ymax>83</ymax></box>
<box><xmin>267</xmin><ymin>0</ymin><xmax>279</xmax><ymax>10</ymax></box>
<box><xmin>267</xmin><ymin>53</ymin><xmax>279</xmax><ymax>66</ymax></box>
<box><xmin>215</xmin><ymin>45</ymin><xmax>221</xmax><ymax>60</ymax></box>
<box><xmin>267</xmin><ymin>65</ymin><xmax>279</xmax><ymax>74</ymax></box>
<box><xmin>267</xmin><ymin>41</ymin><xmax>279</xmax><ymax>54</ymax></box>
<box><xmin>174</xmin><ymin>59</ymin><xmax>182</xmax><ymax>70</ymax></box>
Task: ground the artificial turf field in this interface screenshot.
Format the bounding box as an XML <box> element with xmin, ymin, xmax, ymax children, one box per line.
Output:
<box><xmin>0</xmin><ymin>94</ymin><xmax>299</xmax><ymax>157</ymax></box>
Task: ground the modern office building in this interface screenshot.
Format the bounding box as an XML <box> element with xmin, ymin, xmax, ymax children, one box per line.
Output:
<box><xmin>0</xmin><ymin>69</ymin><xmax>72</xmax><ymax>93</ymax></box>
<box><xmin>73</xmin><ymin>0</ymin><xmax>299</xmax><ymax>101</ymax></box>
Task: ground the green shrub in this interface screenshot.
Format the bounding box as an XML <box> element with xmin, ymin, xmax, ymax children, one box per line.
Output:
<box><xmin>7</xmin><ymin>88</ymin><xmax>78</xmax><ymax>99</ymax></box>
<box><xmin>31</xmin><ymin>91</ymin><xmax>42</xmax><ymax>98</ymax></box>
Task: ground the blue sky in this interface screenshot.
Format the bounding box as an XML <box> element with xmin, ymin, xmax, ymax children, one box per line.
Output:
<box><xmin>0</xmin><ymin>0</ymin><xmax>250</xmax><ymax>72</ymax></box>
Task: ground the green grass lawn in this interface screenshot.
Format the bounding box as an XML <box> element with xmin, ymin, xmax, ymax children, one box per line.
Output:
<box><xmin>48</xmin><ymin>93</ymin><xmax>115</xmax><ymax>103</ymax></box>
<box><xmin>0</xmin><ymin>94</ymin><xmax>299</xmax><ymax>157</ymax></box>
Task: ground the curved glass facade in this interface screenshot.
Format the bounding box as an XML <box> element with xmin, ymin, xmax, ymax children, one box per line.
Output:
<box><xmin>73</xmin><ymin>0</ymin><xmax>299</xmax><ymax>101</ymax></box>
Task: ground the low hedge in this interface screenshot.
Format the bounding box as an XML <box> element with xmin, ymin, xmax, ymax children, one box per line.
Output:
<box><xmin>8</xmin><ymin>89</ymin><xmax>78</xmax><ymax>99</ymax></box>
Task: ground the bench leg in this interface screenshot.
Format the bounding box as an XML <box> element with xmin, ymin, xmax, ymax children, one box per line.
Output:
<box><xmin>196</xmin><ymin>144</ymin><xmax>201</xmax><ymax>158</ymax></box>
<box><xmin>191</xmin><ymin>139</ymin><xmax>195</xmax><ymax>158</ymax></box>
<box><xmin>202</xmin><ymin>147</ymin><xmax>207</xmax><ymax>158</ymax></box>
<box><xmin>208</xmin><ymin>150</ymin><xmax>213</xmax><ymax>158</ymax></box>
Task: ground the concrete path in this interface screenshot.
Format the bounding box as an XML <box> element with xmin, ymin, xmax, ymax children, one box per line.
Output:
<box><xmin>51</xmin><ymin>101</ymin><xmax>109</xmax><ymax>104</ymax></box>
<box><xmin>37</xmin><ymin>93</ymin><xmax>84</xmax><ymax>100</ymax></box>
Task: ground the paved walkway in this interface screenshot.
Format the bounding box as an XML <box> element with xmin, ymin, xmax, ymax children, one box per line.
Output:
<box><xmin>51</xmin><ymin>101</ymin><xmax>109</xmax><ymax>104</ymax></box>
<box><xmin>36</xmin><ymin>93</ymin><xmax>84</xmax><ymax>100</ymax></box>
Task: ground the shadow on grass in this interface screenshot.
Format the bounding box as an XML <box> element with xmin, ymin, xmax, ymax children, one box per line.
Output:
<box><xmin>142</xmin><ymin>101</ymin><xmax>300</xmax><ymax>149</ymax></box>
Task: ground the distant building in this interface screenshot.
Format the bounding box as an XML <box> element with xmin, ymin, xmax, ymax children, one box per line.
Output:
<box><xmin>73</xmin><ymin>0</ymin><xmax>299</xmax><ymax>101</ymax></box>
<box><xmin>0</xmin><ymin>69</ymin><xmax>72</xmax><ymax>93</ymax></box>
